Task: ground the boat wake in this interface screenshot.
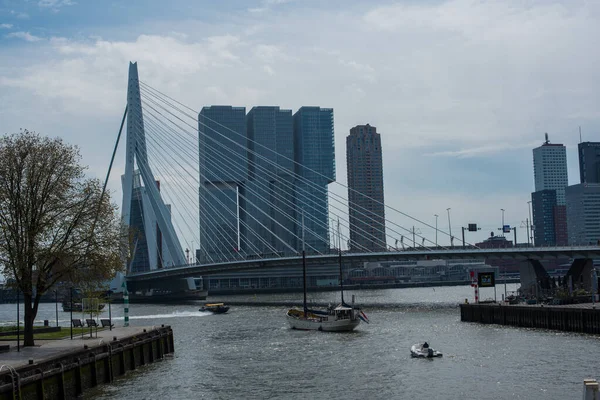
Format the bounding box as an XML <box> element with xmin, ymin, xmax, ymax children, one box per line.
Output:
<box><xmin>109</xmin><ymin>310</ymin><xmax>211</xmax><ymax>320</ymax></box>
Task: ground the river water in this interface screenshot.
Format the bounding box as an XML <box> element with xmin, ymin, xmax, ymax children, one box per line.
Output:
<box><xmin>2</xmin><ymin>284</ymin><xmax>599</xmax><ymax>399</ymax></box>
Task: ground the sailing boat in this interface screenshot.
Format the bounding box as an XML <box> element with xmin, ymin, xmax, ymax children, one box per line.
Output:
<box><xmin>286</xmin><ymin>217</ymin><xmax>364</xmax><ymax>332</ymax></box>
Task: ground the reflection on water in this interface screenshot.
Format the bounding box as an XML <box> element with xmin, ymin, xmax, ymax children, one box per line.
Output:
<box><xmin>1</xmin><ymin>284</ymin><xmax>597</xmax><ymax>399</ymax></box>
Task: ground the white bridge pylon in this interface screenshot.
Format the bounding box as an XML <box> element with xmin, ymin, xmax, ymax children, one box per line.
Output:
<box><xmin>121</xmin><ymin>62</ymin><xmax>186</xmax><ymax>271</ymax></box>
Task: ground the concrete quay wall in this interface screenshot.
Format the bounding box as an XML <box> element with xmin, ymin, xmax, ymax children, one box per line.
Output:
<box><xmin>460</xmin><ymin>303</ymin><xmax>600</xmax><ymax>334</ymax></box>
<box><xmin>0</xmin><ymin>326</ymin><xmax>174</xmax><ymax>400</ymax></box>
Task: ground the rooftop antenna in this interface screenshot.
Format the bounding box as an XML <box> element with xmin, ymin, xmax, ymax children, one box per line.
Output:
<box><xmin>579</xmin><ymin>126</ymin><xmax>582</xmax><ymax>143</ymax></box>
<box><xmin>544</xmin><ymin>132</ymin><xmax>549</xmax><ymax>144</ymax></box>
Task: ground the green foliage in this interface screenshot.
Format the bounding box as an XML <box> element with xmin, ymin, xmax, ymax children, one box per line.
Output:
<box><xmin>0</xmin><ymin>130</ymin><xmax>128</xmax><ymax>346</ymax></box>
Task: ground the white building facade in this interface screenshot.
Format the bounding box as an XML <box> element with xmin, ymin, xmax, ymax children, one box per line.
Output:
<box><xmin>533</xmin><ymin>138</ymin><xmax>568</xmax><ymax>205</ymax></box>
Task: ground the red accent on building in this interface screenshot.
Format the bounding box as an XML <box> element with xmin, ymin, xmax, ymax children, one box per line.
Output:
<box><xmin>553</xmin><ymin>205</ymin><xmax>568</xmax><ymax>246</ymax></box>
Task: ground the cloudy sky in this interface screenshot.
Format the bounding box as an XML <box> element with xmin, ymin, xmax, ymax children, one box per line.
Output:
<box><xmin>1</xmin><ymin>0</ymin><xmax>599</xmax><ymax>247</ymax></box>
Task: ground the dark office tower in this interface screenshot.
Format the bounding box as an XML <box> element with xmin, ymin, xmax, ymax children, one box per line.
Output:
<box><xmin>246</xmin><ymin>106</ymin><xmax>296</xmax><ymax>255</ymax></box>
<box><xmin>531</xmin><ymin>190</ymin><xmax>558</xmax><ymax>246</ymax></box>
<box><xmin>198</xmin><ymin>106</ymin><xmax>247</xmax><ymax>262</ymax></box>
<box><xmin>578</xmin><ymin>142</ymin><xmax>600</xmax><ymax>184</ymax></box>
<box><xmin>346</xmin><ymin>124</ymin><xmax>386</xmax><ymax>252</ymax></box>
<box><xmin>293</xmin><ymin>107</ymin><xmax>335</xmax><ymax>254</ymax></box>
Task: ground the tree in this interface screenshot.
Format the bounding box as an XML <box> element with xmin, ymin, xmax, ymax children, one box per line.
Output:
<box><xmin>0</xmin><ymin>130</ymin><xmax>125</xmax><ymax>346</ymax></box>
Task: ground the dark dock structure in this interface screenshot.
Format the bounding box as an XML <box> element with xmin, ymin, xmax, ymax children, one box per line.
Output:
<box><xmin>460</xmin><ymin>303</ymin><xmax>600</xmax><ymax>334</ymax></box>
<box><xmin>0</xmin><ymin>325</ymin><xmax>174</xmax><ymax>400</ymax></box>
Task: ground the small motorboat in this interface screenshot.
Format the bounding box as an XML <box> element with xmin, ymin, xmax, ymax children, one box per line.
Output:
<box><xmin>200</xmin><ymin>303</ymin><xmax>229</xmax><ymax>314</ymax></box>
<box><xmin>410</xmin><ymin>343</ymin><xmax>442</xmax><ymax>358</ymax></box>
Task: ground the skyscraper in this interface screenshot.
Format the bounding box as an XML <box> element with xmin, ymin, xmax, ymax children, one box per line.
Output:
<box><xmin>531</xmin><ymin>134</ymin><xmax>568</xmax><ymax>246</ymax></box>
<box><xmin>198</xmin><ymin>106</ymin><xmax>247</xmax><ymax>262</ymax></box>
<box><xmin>578</xmin><ymin>141</ymin><xmax>600</xmax><ymax>184</ymax></box>
<box><xmin>532</xmin><ymin>133</ymin><xmax>568</xmax><ymax>205</ymax></box>
<box><xmin>246</xmin><ymin>106</ymin><xmax>296</xmax><ymax>254</ymax></box>
<box><xmin>346</xmin><ymin>124</ymin><xmax>386</xmax><ymax>252</ymax></box>
<box><xmin>293</xmin><ymin>107</ymin><xmax>335</xmax><ymax>253</ymax></box>
<box><xmin>566</xmin><ymin>183</ymin><xmax>600</xmax><ymax>245</ymax></box>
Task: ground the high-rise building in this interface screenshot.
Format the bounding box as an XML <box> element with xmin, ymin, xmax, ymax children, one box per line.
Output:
<box><xmin>532</xmin><ymin>133</ymin><xmax>568</xmax><ymax>205</ymax></box>
<box><xmin>198</xmin><ymin>106</ymin><xmax>247</xmax><ymax>262</ymax></box>
<box><xmin>531</xmin><ymin>134</ymin><xmax>568</xmax><ymax>246</ymax></box>
<box><xmin>293</xmin><ymin>107</ymin><xmax>335</xmax><ymax>254</ymax></box>
<box><xmin>245</xmin><ymin>106</ymin><xmax>296</xmax><ymax>254</ymax></box>
<box><xmin>346</xmin><ymin>124</ymin><xmax>386</xmax><ymax>252</ymax></box>
<box><xmin>566</xmin><ymin>183</ymin><xmax>600</xmax><ymax>245</ymax></box>
<box><xmin>531</xmin><ymin>189</ymin><xmax>558</xmax><ymax>246</ymax></box>
<box><xmin>578</xmin><ymin>142</ymin><xmax>600</xmax><ymax>184</ymax></box>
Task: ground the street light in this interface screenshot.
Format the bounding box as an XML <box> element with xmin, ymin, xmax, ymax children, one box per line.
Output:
<box><xmin>434</xmin><ymin>214</ymin><xmax>439</xmax><ymax>247</ymax></box>
<box><xmin>446</xmin><ymin>208</ymin><xmax>452</xmax><ymax>247</ymax></box>
<box><xmin>527</xmin><ymin>201</ymin><xmax>534</xmax><ymax>246</ymax></box>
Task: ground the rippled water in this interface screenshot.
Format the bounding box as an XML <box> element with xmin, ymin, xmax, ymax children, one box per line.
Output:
<box><xmin>2</xmin><ymin>284</ymin><xmax>599</xmax><ymax>399</ymax></box>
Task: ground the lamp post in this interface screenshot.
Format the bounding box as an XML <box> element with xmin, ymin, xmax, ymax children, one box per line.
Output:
<box><xmin>527</xmin><ymin>201</ymin><xmax>533</xmax><ymax>246</ymax></box>
<box><xmin>434</xmin><ymin>214</ymin><xmax>439</xmax><ymax>248</ymax></box>
<box><xmin>501</xmin><ymin>209</ymin><xmax>505</xmax><ymax>236</ymax></box>
<box><xmin>55</xmin><ymin>290</ymin><xmax>59</xmax><ymax>327</ymax></box>
<box><xmin>70</xmin><ymin>287</ymin><xmax>73</xmax><ymax>340</ymax></box>
<box><xmin>446</xmin><ymin>208</ymin><xmax>452</xmax><ymax>247</ymax></box>
<box><xmin>16</xmin><ymin>288</ymin><xmax>20</xmax><ymax>352</ymax></box>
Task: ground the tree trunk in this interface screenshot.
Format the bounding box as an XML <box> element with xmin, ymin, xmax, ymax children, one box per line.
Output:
<box><xmin>23</xmin><ymin>293</ymin><xmax>35</xmax><ymax>347</ymax></box>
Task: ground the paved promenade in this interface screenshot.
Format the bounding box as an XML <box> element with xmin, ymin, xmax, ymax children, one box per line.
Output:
<box><xmin>0</xmin><ymin>325</ymin><xmax>154</xmax><ymax>370</ymax></box>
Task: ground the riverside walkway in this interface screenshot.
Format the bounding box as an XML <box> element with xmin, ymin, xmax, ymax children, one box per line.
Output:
<box><xmin>0</xmin><ymin>325</ymin><xmax>154</xmax><ymax>369</ymax></box>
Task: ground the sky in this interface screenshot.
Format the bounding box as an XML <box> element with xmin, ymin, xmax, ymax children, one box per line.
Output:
<box><xmin>1</xmin><ymin>0</ymin><xmax>599</xmax><ymax>247</ymax></box>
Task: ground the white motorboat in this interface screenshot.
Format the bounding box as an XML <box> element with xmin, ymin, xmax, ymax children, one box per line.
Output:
<box><xmin>410</xmin><ymin>343</ymin><xmax>443</xmax><ymax>358</ymax></box>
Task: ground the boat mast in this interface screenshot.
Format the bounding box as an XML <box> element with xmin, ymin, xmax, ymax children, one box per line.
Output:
<box><xmin>337</xmin><ymin>218</ymin><xmax>344</xmax><ymax>304</ymax></box>
<box><xmin>302</xmin><ymin>212</ymin><xmax>307</xmax><ymax>318</ymax></box>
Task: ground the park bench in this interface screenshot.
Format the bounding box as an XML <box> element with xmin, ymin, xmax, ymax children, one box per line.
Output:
<box><xmin>72</xmin><ymin>319</ymin><xmax>83</xmax><ymax>328</ymax></box>
<box><xmin>86</xmin><ymin>319</ymin><xmax>98</xmax><ymax>328</ymax></box>
<box><xmin>100</xmin><ymin>319</ymin><xmax>114</xmax><ymax>328</ymax></box>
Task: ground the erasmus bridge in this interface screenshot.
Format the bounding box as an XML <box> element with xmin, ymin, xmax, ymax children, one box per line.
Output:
<box><xmin>115</xmin><ymin>62</ymin><xmax>600</xmax><ymax>297</ymax></box>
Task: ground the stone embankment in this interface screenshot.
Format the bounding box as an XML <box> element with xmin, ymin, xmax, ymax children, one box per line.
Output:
<box><xmin>0</xmin><ymin>325</ymin><xmax>173</xmax><ymax>399</ymax></box>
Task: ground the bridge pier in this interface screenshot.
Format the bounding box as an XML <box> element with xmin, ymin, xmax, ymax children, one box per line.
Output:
<box><xmin>519</xmin><ymin>259</ymin><xmax>551</xmax><ymax>296</ymax></box>
<box><xmin>565</xmin><ymin>259</ymin><xmax>597</xmax><ymax>293</ymax></box>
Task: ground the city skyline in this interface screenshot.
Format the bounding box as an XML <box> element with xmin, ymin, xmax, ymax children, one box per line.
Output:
<box><xmin>1</xmin><ymin>0</ymin><xmax>600</xmax><ymax>245</ymax></box>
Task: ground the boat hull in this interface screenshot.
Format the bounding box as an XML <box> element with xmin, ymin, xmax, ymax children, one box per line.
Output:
<box><xmin>410</xmin><ymin>345</ymin><xmax>443</xmax><ymax>358</ymax></box>
<box><xmin>287</xmin><ymin>315</ymin><xmax>360</xmax><ymax>332</ymax></box>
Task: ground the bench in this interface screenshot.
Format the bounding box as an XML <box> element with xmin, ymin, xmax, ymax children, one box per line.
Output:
<box><xmin>100</xmin><ymin>319</ymin><xmax>114</xmax><ymax>328</ymax></box>
<box><xmin>72</xmin><ymin>319</ymin><xmax>83</xmax><ymax>328</ymax></box>
<box><xmin>86</xmin><ymin>319</ymin><xmax>98</xmax><ymax>328</ymax></box>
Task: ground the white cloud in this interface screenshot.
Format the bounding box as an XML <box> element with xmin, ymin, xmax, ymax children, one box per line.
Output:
<box><xmin>262</xmin><ymin>65</ymin><xmax>275</xmax><ymax>75</ymax></box>
<box><xmin>38</xmin><ymin>0</ymin><xmax>76</xmax><ymax>9</ymax></box>
<box><xmin>9</xmin><ymin>10</ymin><xmax>29</xmax><ymax>19</ymax></box>
<box><xmin>426</xmin><ymin>141</ymin><xmax>541</xmax><ymax>158</ymax></box>
<box><xmin>6</xmin><ymin>31</ymin><xmax>43</xmax><ymax>42</ymax></box>
<box><xmin>0</xmin><ymin>24</ymin><xmax>13</xmax><ymax>29</ymax></box>
<box><xmin>1</xmin><ymin>0</ymin><xmax>599</xmax><ymax>242</ymax></box>
<box><xmin>248</xmin><ymin>0</ymin><xmax>293</xmax><ymax>13</ymax></box>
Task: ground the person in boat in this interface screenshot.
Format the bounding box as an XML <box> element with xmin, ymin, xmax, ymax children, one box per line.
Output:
<box><xmin>422</xmin><ymin>342</ymin><xmax>429</xmax><ymax>349</ymax></box>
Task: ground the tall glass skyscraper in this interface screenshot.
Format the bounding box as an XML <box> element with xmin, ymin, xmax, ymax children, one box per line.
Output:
<box><xmin>531</xmin><ymin>134</ymin><xmax>568</xmax><ymax>246</ymax></box>
<box><xmin>245</xmin><ymin>106</ymin><xmax>296</xmax><ymax>255</ymax></box>
<box><xmin>346</xmin><ymin>124</ymin><xmax>386</xmax><ymax>252</ymax></box>
<box><xmin>578</xmin><ymin>141</ymin><xmax>600</xmax><ymax>184</ymax></box>
<box><xmin>198</xmin><ymin>106</ymin><xmax>247</xmax><ymax>262</ymax></box>
<box><xmin>293</xmin><ymin>107</ymin><xmax>335</xmax><ymax>254</ymax></box>
<box><xmin>532</xmin><ymin>134</ymin><xmax>568</xmax><ymax>205</ymax></box>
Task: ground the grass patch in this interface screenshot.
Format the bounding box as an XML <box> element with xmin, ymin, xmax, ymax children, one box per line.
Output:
<box><xmin>0</xmin><ymin>327</ymin><xmax>107</xmax><ymax>340</ymax></box>
<box><xmin>0</xmin><ymin>326</ymin><xmax>56</xmax><ymax>332</ymax></box>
